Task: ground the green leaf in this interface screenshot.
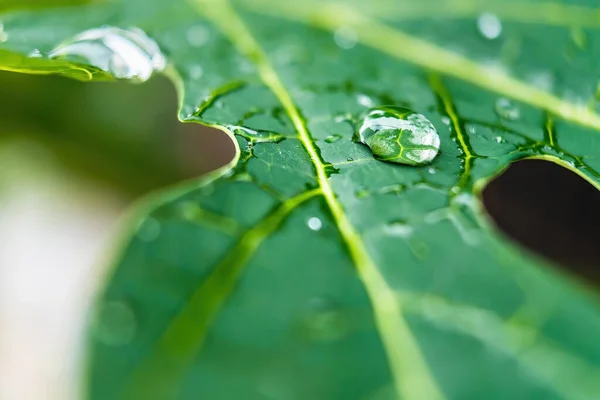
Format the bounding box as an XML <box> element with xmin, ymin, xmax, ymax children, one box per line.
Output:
<box><xmin>3</xmin><ymin>0</ymin><xmax>600</xmax><ymax>398</ymax></box>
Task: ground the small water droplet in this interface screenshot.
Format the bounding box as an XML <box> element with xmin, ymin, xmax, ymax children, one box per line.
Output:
<box><xmin>307</xmin><ymin>217</ymin><xmax>322</xmax><ymax>231</ymax></box>
<box><xmin>384</xmin><ymin>221</ymin><xmax>413</xmax><ymax>238</ymax></box>
<box><xmin>93</xmin><ymin>300</ymin><xmax>136</xmax><ymax>346</ymax></box>
<box><xmin>428</xmin><ymin>167</ymin><xmax>436</xmax><ymax>174</ymax></box>
<box><xmin>466</xmin><ymin>125</ymin><xmax>476</xmax><ymax>134</ymax></box>
<box><xmin>495</xmin><ymin>97</ymin><xmax>520</xmax><ymax>120</ymax></box>
<box><xmin>301</xmin><ymin>297</ymin><xmax>348</xmax><ymax>341</ymax></box>
<box><xmin>0</xmin><ymin>23</ymin><xmax>7</xmax><ymax>43</ymax></box>
<box><xmin>324</xmin><ymin>134</ymin><xmax>342</xmax><ymax>143</ymax></box>
<box><xmin>333</xmin><ymin>26</ymin><xmax>357</xmax><ymax>50</ymax></box>
<box><xmin>451</xmin><ymin>186</ymin><xmax>461</xmax><ymax>194</ymax></box>
<box><xmin>441</xmin><ymin>116</ymin><xmax>451</xmax><ymax>125</ymax></box>
<box><xmin>357</xmin><ymin>94</ymin><xmax>375</xmax><ymax>107</ymax></box>
<box><xmin>477</xmin><ymin>13</ymin><xmax>502</xmax><ymax>40</ymax></box>
<box><xmin>28</xmin><ymin>49</ymin><xmax>42</xmax><ymax>58</ymax></box>
<box><xmin>346</xmin><ymin>157</ymin><xmax>354</xmax><ymax>162</ymax></box>
<box><xmin>49</xmin><ymin>26</ymin><xmax>166</xmax><ymax>82</ymax></box>
<box><xmin>494</xmin><ymin>135</ymin><xmax>504</xmax><ymax>143</ymax></box>
<box><xmin>357</xmin><ymin>106</ymin><xmax>440</xmax><ymax>166</ymax></box>
<box><xmin>189</xmin><ymin>65</ymin><xmax>203</xmax><ymax>79</ymax></box>
<box><xmin>186</xmin><ymin>24</ymin><xmax>209</xmax><ymax>47</ymax></box>
<box><xmin>136</xmin><ymin>217</ymin><xmax>161</xmax><ymax>242</ymax></box>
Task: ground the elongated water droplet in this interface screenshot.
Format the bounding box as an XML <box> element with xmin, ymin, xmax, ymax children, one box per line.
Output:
<box><xmin>477</xmin><ymin>13</ymin><xmax>502</xmax><ymax>40</ymax></box>
<box><xmin>495</xmin><ymin>97</ymin><xmax>520</xmax><ymax>120</ymax></box>
<box><xmin>384</xmin><ymin>221</ymin><xmax>413</xmax><ymax>238</ymax></box>
<box><xmin>357</xmin><ymin>94</ymin><xmax>375</xmax><ymax>107</ymax></box>
<box><xmin>357</xmin><ymin>106</ymin><xmax>440</xmax><ymax>166</ymax></box>
<box><xmin>324</xmin><ymin>134</ymin><xmax>342</xmax><ymax>143</ymax></box>
<box><xmin>49</xmin><ymin>26</ymin><xmax>166</xmax><ymax>82</ymax></box>
<box><xmin>0</xmin><ymin>23</ymin><xmax>7</xmax><ymax>43</ymax></box>
<box><xmin>93</xmin><ymin>300</ymin><xmax>136</xmax><ymax>346</ymax></box>
<box><xmin>228</xmin><ymin>125</ymin><xmax>284</xmax><ymax>143</ymax></box>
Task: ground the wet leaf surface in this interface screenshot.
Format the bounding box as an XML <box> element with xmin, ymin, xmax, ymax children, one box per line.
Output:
<box><xmin>2</xmin><ymin>0</ymin><xmax>600</xmax><ymax>398</ymax></box>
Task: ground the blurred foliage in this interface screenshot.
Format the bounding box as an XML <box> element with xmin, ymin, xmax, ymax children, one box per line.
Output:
<box><xmin>0</xmin><ymin>71</ymin><xmax>233</xmax><ymax>197</ymax></box>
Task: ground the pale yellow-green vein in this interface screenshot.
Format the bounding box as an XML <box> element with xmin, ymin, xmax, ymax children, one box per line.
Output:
<box><xmin>124</xmin><ymin>187</ymin><xmax>322</xmax><ymax>398</ymax></box>
<box><xmin>190</xmin><ymin>1</ymin><xmax>446</xmax><ymax>399</ymax></box>
<box><xmin>240</xmin><ymin>0</ymin><xmax>600</xmax><ymax>132</ymax></box>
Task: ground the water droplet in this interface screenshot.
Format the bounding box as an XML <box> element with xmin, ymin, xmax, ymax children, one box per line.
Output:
<box><xmin>477</xmin><ymin>13</ymin><xmax>502</xmax><ymax>40</ymax></box>
<box><xmin>357</xmin><ymin>94</ymin><xmax>375</xmax><ymax>107</ymax></box>
<box><xmin>93</xmin><ymin>300</ymin><xmax>136</xmax><ymax>346</ymax></box>
<box><xmin>324</xmin><ymin>134</ymin><xmax>342</xmax><ymax>143</ymax></box>
<box><xmin>186</xmin><ymin>24</ymin><xmax>209</xmax><ymax>47</ymax></box>
<box><xmin>333</xmin><ymin>26</ymin><xmax>357</xmax><ymax>50</ymax></box>
<box><xmin>346</xmin><ymin>157</ymin><xmax>354</xmax><ymax>162</ymax></box>
<box><xmin>441</xmin><ymin>116</ymin><xmax>451</xmax><ymax>126</ymax></box>
<box><xmin>136</xmin><ymin>217</ymin><xmax>161</xmax><ymax>242</ymax></box>
<box><xmin>357</xmin><ymin>106</ymin><xmax>440</xmax><ymax>166</ymax></box>
<box><xmin>28</xmin><ymin>49</ymin><xmax>42</xmax><ymax>58</ymax></box>
<box><xmin>301</xmin><ymin>297</ymin><xmax>348</xmax><ymax>341</ymax></box>
<box><xmin>384</xmin><ymin>221</ymin><xmax>413</xmax><ymax>238</ymax></box>
<box><xmin>49</xmin><ymin>26</ymin><xmax>166</xmax><ymax>82</ymax></box>
<box><xmin>495</xmin><ymin>97</ymin><xmax>520</xmax><ymax>120</ymax></box>
<box><xmin>450</xmin><ymin>186</ymin><xmax>461</xmax><ymax>194</ymax></box>
<box><xmin>466</xmin><ymin>125</ymin><xmax>476</xmax><ymax>134</ymax></box>
<box><xmin>307</xmin><ymin>217</ymin><xmax>322</xmax><ymax>231</ymax></box>
<box><xmin>494</xmin><ymin>135</ymin><xmax>504</xmax><ymax>143</ymax></box>
<box><xmin>428</xmin><ymin>167</ymin><xmax>437</xmax><ymax>174</ymax></box>
<box><xmin>228</xmin><ymin>125</ymin><xmax>284</xmax><ymax>143</ymax></box>
<box><xmin>189</xmin><ymin>65</ymin><xmax>203</xmax><ymax>79</ymax></box>
<box><xmin>0</xmin><ymin>23</ymin><xmax>7</xmax><ymax>43</ymax></box>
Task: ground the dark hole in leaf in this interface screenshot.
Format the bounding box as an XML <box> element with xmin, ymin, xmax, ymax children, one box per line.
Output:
<box><xmin>483</xmin><ymin>159</ymin><xmax>600</xmax><ymax>286</ymax></box>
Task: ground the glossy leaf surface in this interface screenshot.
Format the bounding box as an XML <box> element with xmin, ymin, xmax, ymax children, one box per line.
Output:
<box><xmin>2</xmin><ymin>0</ymin><xmax>600</xmax><ymax>399</ymax></box>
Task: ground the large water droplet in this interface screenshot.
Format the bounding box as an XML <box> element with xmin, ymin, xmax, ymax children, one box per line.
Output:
<box><xmin>93</xmin><ymin>300</ymin><xmax>137</xmax><ymax>346</ymax></box>
<box><xmin>357</xmin><ymin>106</ymin><xmax>440</xmax><ymax>166</ymax></box>
<box><xmin>49</xmin><ymin>26</ymin><xmax>166</xmax><ymax>82</ymax></box>
<box><xmin>495</xmin><ymin>97</ymin><xmax>520</xmax><ymax>120</ymax></box>
<box><xmin>477</xmin><ymin>13</ymin><xmax>502</xmax><ymax>40</ymax></box>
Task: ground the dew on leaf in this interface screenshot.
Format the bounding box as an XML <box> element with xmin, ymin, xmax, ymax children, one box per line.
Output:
<box><xmin>357</xmin><ymin>106</ymin><xmax>440</xmax><ymax>166</ymax></box>
<box><xmin>28</xmin><ymin>49</ymin><xmax>42</xmax><ymax>58</ymax></box>
<box><xmin>440</xmin><ymin>116</ymin><xmax>451</xmax><ymax>126</ymax></box>
<box><xmin>186</xmin><ymin>24</ymin><xmax>209</xmax><ymax>47</ymax></box>
<box><xmin>324</xmin><ymin>134</ymin><xmax>342</xmax><ymax>143</ymax></box>
<box><xmin>0</xmin><ymin>23</ymin><xmax>7</xmax><ymax>43</ymax></box>
<box><xmin>477</xmin><ymin>13</ymin><xmax>502</xmax><ymax>40</ymax></box>
<box><xmin>346</xmin><ymin>157</ymin><xmax>354</xmax><ymax>162</ymax></box>
<box><xmin>384</xmin><ymin>221</ymin><xmax>413</xmax><ymax>238</ymax></box>
<box><xmin>495</xmin><ymin>97</ymin><xmax>520</xmax><ymax>120</ymax></box>
<box><xmin>307</xmin><ymin>217</ymin><xmax>323</xmax><ymax>231</ymax></box>
<box><xmin>494</xmin><ymin>136</ymin><xmax>504</xmax><ymax>143</ymax></box>
<box><xmin>49</xmin><ymin>26</ymin><xmax>166</xmax><ymax>82</ymax></box>
<box><xmin>428</xmin><ymin>167</ymin><xmax>437</xmax><ymax>175</ymax></box>
<box><xmin>333</xmin><ymin>26</ymin><xmax>357</xmax><ymax>50</ymax></box>
<box><xmin>228</xmin><ymin>125</ymin><xmax>284</xmax><ymax>143</ymax></box>
<box><xmin>357</xmin><ymin>93</ymin><xmax>375</xmax><ymax>107</ymax></box>
<box><xmin>93</xmin><ymin>300</ymin><xmax>137</xmax><ymax>346</ymax></box>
